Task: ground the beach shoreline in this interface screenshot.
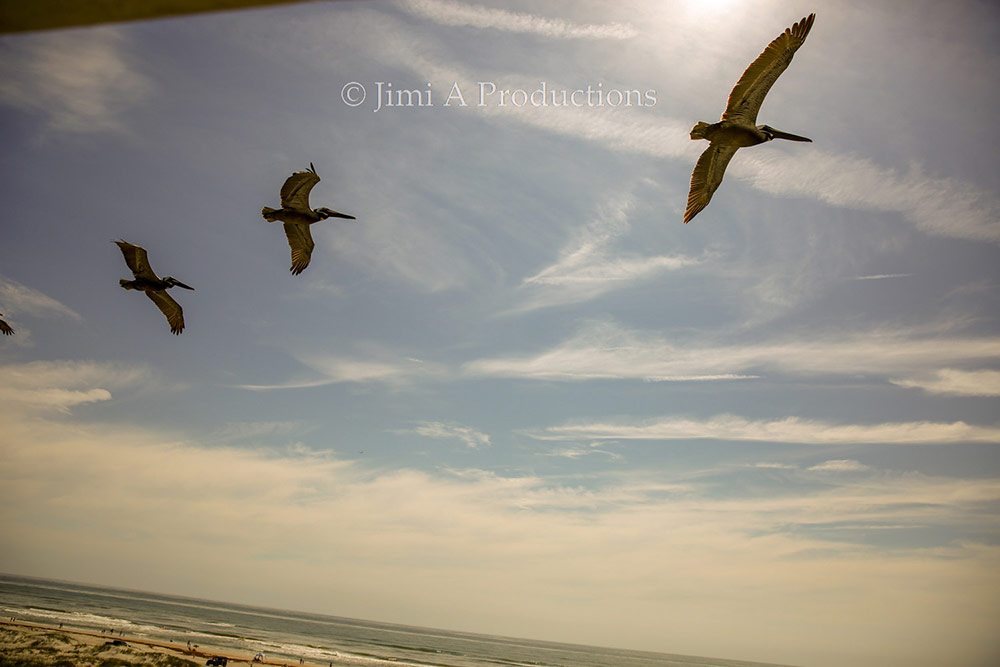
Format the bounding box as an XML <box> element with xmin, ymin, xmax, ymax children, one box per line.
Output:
<box><xmin>0</xmin><ymin>620</ymin><xmax>346</xmax><ymax>667</ymax></box>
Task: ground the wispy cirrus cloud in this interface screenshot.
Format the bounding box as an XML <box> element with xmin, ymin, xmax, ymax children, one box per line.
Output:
<box><xmin>890</xmin><ymin>369</ymin><xmax>1000</xmax><ymax>397</ymax></box>
<box><xmin>514</xmin><ymin>195</ymin><xmax>700</xmax><ymax>312</ymax></box>
<box><xmin>396</xmin><ymin>0</ymin><xmax>638</xmax><ymax>39</ymax></box>
<box><xmin>749</xmin><ymin>462</ymin><xmax>798</xmax><ymax>470</ymax></box>
<box><xmin>0</xmin><ymin>27</ymin><xmax>150</xmax><ymax>134</ymax></box>
<box><xmin>808</xmin><ymin>459</ymin><xmax>871</xmax><ymax>472</ymax></box>
<box><xmin>0</xmin><ymin>276</ymin><xmax>82</xmax><ymax>321</ymax></box>
<box><xmin>731</xmin><ymin>149</ymin><xmax>1000</xmax><ymax>245</ymax></box>
<box><xmin>238</xmin><ymin>354</ymin><xmax>444</xmax><ymax>391</ymax></box>
<box><xmin>854</xmin><ymin>273</ymin><xmax>913</xmax><ymax>281</ymax></box>
<box><xmin>538</xmin><ymin>443</ymin><xmax>623</xmax><ymax>461</ymax></box>
<box><xmin>464</xmin><ymin>320</ymin><xmax>1000</xmax><ymax>384</ymax></box>
<box><xmin>409</xmin><ymin>420</ymin><xmax>491</xmax><ymax>449</ymax></box>
<box><xmin>531</xmin><ymin>414</ymin><xmax>1000</xmax><ymax>445</ymax></box>
<box><xmin>464</xmin><ymin>321</ymin><xmax>752</xmax><ymax>382</ymax></box>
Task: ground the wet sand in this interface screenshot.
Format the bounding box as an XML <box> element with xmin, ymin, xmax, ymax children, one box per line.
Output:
<box><xmin>0</xmin><ymin>620</ymin><xmax>345</xmax><ymax>667</ymax></box>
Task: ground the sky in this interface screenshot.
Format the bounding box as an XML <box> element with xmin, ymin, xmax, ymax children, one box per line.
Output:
<box><xmin>1</xmin><ymin>1</ymin><xmax>999</xmax><ymax>665</ymax></box>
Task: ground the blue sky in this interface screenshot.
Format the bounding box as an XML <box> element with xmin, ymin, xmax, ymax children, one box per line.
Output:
<box><xmin>1</xmin><ymin>1</ymin><xmax>999</xmax><ymax>666</ymax></box>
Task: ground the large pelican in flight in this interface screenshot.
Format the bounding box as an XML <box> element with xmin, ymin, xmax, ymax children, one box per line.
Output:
<box><xmin>115</xmin><ymin>240</ymin><xmax>194</xmax><ymax>335</ymax></box>
<box><xmin>0</xmin><ymin>313</ymin><xmax>13</xmax><ymax>336</ymax></box>
<box><xmin>684</xmin><ymin>13</ymin><xmax>815</xmax><ymax>223</ymax></box>
<box><xmin>261</xmin><ymin>163</ymin><xmax>356</xmax><ymax>275</ymax></box>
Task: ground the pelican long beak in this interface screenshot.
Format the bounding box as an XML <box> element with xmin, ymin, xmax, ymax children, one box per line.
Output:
<box><xmin>173</xmin><ymin>280</ymin><xmax>195</xmax><ymax>290</ymax></box>
<box><xmin>329</xmin><ymin>210</ymin><xmax>357</xmax><ymax>220</ymax></box>
<box><xmin>768</xmin><ymin>127</ymin><xmax>812</xmax><ymax>142</ymax></box>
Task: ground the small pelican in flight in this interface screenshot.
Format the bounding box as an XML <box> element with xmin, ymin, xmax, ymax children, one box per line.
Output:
<box><xmin>685</xmin><ymin>13</ymin><xmax>815</xmax><ymax>223</ymax></box>
<box><xmin>115</xmin><ymin>240</ymin><xmax>194</xmax><ymax>335</ymax></box>
<box><xmin>261</xmin><ymin>163</ymin><xmax>356</xmax><ymax>275</ymax></box>
<box><xmin>0</xmin><ymin>313</ymin><xmax>13</xmax><ymax>336</ymax></box>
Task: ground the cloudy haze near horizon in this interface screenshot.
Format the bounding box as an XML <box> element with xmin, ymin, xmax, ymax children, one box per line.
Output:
<box><xmin>1</xmin><ymin>1</ymin><xmax>999</xmax><ymax>666</ymax></box>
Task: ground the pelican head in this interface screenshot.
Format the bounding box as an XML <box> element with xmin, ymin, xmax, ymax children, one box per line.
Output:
<box><xmin>164</xmin><ymin>277</ymin><xmax>195</xmax><ymax>290</ymax></box>
<box><xmin>315</xmin><ymin>207</ymin><xmax>356</xmax><ymax>220</ymax></box>
<box><xmin>759</xmin><ymin>125</ymin><xmax>812</xmax><ymax>143</ymax></box>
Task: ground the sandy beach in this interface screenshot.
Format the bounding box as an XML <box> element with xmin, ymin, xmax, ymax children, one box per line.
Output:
<box><xmin>0</xmin><ymin>621</ymin><xmax>347</xmax><ymax>667</ymax></box>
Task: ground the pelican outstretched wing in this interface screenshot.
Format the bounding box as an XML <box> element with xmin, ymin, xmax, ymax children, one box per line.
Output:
<box><xmin>0</xmin><ymin>317</ymin><xmax>13</xmax><ymax>335</ymax></box>
<box><xmin>684</xmin><ymin>144</ymin><xmax>739</xmax><ymax>223</ymax></box>
<box><xmin>145</xmin><ymin>290</ymin><xmax>185</xmax><ymax>335</ymax></box>
<box><xmin>283</xmin><ymin>222</ymin><xmax>315</xmax><ymax>275</ymax></box>
<box><xmin>722</xmin><ymin>13</ymin><xmax>815</xmax><ymax>124</ymax></box>
<box><xmin>279</xmin><ymin>163</ymin><xmax>321</xmax><ymax>211</ymax></box>
<box><xmin>115</xmin><ymin>240</ymin><xmax>159</xmax><ymax>281</ymax></box>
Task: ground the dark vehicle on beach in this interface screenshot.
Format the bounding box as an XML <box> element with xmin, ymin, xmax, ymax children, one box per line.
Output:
<box><xmin>206</xmin><ymin>658</ymin><xmax>228</xmax><ymax>666</ymax></box>
<box><xmin>105</xmin><ymin>639</ymin><xmax>128</xmax><ymax>647</ymax></box>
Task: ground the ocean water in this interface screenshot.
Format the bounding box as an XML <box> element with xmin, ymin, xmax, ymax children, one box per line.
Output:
<box><xmin>0</xmin><ymin>574</ymin><xmax>793</xmax><ymax>667</ymax></box>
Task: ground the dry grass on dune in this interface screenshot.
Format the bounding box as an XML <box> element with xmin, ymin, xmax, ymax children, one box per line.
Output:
<box><xmin>0</xmin><ymin>626</ymin><xmax>200</xmax><ymax>667</ymax></box>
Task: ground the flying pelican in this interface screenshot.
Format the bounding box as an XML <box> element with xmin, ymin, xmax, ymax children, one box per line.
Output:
<box><xmin>261</xmin><ymin>163</ymin><xmax>356</xmax><ymax>275</ymax></box>
<box><xmin>684</xmin><ymin>13</ymin><xmax>815</xmax><ymax>223</ymax></box>
<box><xmin>0</xmin><ymin>313</ymin><xmax>13</xmax><ymax>336</ymax></box>
<box><xmin>115</xmin><ymin>240</ymin><xmax>194</xmax><ymax>335</ymax></box>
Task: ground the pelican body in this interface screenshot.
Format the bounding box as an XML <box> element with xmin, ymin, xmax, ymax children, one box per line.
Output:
<box><xmin>115</xmin><ymin>240</ymin><xmax>194</xmax><ymax>335</ymax></box>
<box><xmin>685</xmin><ymin>13</ymin><xmax>815</xmax><ymax>223</ymax></box>
<box><xmin>690</xmin><ymin>120</ymin><xmax>810</xmax><ymax>148</ymax></box>
<box><xmin>0</xmin><ymin>313</ymin><xmax>13</xmax><ymax>336</ymax></box>
<box><xmin>261</xmin><ymin>163</ymin><xmax>356</xmax><ymax>275</ymax></box>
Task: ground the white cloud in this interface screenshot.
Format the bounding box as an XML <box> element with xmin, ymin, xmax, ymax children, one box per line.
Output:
<box><xmin>464</xmin><ymin>321</ymin><xmax>754</xmax><ymax>381</ymax></box>
<box><xmin>514</xmin><ymin>195</ymin><xmax>701</xmax><ymax>311</ymax></box>
<box><xmin>732</xmin><ymin>150</ymin><xmax>1000</xmax><ymax>245</ymax></box>
<box><xmin>238</xmin><ymin>354</ymin><xmax>443</xmax><ymax>390</ymax></box>
<box><xmin>411</xmin><ymin>420</ymin><xmax>491</xmax><ymax>449</ymax></box>
<box><xmin>854</xmin><ymin>274</ymin><xmax>913</xmax><ymax>281</ymax></box>
<box><xmin>809</xmin><ymin>459</ymin><xmax>871</xmax><ymax>473</ymax></box>
<box><xmin>0</xmin><ymin>27</ymin><xmax>150</xmax><ymax>133</ymax></box>
<box><xmin>464</xmin><ymin>320</ymin><xmax>1000</xmax><ymax>383</ymax></box>
<box><xmin>301</xmin><ymin>357</ymin><xmax>420</xmax><ymax>383</ymax></box>
<box><xmin>0</xmin><ymin>276</ymin><xmax>82</xmax><ymax>321</ymax></box>
<box><xmin>539</xmin><ymin>444</ymin><xmax>623</xmax><ymax>461</ymax></box>
<box><xmin>533</xmin><ymin>414</ymin><xmax>1000</xmax><ymax>445</ymax></box>
<box><xmin>750</xmin><ymin>462</ymin><xmax>798</xmax><ymax>470</ymax></box>
<box><xmin>396</xmin><ymin>0</ymin><xmax>638</xmax><ymax>39</ymax></box>
<box><xmin>236</xmin><ymin>378</ymin><xmax>340</xmax><ymax>391</ymax></box>
<box><xmin>0</xmin><ymin>360</ymin><xmax>154</xmax><ymax>413</ymax></box>
<box><xmin>527</xmin><ymin>252</ymin><xmax>694</xmax><ymax>290</ymax></box>
<box><xmin>890</xmin><ymin>369</ymin><xmax>1000</xmax><ymax>397</ymax></box>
